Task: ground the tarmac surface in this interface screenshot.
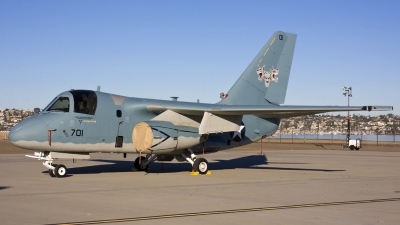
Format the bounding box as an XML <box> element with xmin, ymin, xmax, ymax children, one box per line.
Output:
<box><xmin>1</xmin><ymin>142</ymin><xmax>400</xmax><ymax>224</ymax></box>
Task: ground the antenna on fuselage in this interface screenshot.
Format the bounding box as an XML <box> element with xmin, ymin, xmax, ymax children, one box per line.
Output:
<box><xmin>97</xmin><ymin>86</ymin><xmax>101</xmax><ymax>91</ymax></box>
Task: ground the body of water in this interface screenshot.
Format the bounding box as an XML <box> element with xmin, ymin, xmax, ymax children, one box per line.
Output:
<box><xmin>276</xmin><ymin>134</ymin><xmax>398</xmax><ymax>142</ymax></box>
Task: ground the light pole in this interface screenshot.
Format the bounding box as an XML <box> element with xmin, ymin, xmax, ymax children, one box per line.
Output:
<box><xmin>343</xmin><ymin>86</ymin><xmax>352</xmax><ymax>145</ymax></box>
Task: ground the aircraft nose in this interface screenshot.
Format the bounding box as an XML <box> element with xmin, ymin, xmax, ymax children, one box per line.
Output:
<box><xmin>9</xmin><ymin>117</ymin><xmax>48</xmax><ymax>148</ymax></box>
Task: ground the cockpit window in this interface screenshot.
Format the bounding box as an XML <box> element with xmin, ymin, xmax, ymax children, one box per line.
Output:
<box><xmin>46</xmin><ymin>97</ymin><xmax>70</xmax><ymax>112</ymax></box>
<box><xmin>71</xmin><ymin>90</ymin><xmax>97</xmax><ymax>115</ymax></box>
<box><xmin>43</xmin><ymin>97</ymin><xmax>57</xmax><ymax>112</ymax></box>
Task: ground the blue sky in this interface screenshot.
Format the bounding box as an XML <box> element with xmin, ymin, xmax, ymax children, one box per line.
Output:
<box><xmin>1</xmin><ymin>0</ymin><xmax>399</xmax><ymax>116</ymax></box>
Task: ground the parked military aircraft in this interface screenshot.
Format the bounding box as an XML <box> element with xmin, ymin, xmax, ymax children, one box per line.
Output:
<box><xmin>9</xmin><ymin>31</ymin><xmax>392</xmax><ymax>177</ymax></box>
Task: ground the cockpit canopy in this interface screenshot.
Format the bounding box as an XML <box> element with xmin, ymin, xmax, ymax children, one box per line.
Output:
<box><xmin>44</xmin><ymin>90</ymin><xmax>97</xmax><ymax>115</ymax></box>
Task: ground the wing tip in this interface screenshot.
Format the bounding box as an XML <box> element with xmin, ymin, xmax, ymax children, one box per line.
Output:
<box><xmin>363</xmin><ymin>106</ymin><xmax>393</xmax><ymax>111</ymax></box>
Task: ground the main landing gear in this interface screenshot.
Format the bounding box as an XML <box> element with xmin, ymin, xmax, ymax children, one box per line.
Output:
<box><xmin>133</xmin><ymin>148</ymin><xmax>209</xmax><ymax>174</ymax></box>
<box><xmin>134</xmin><ymin>153</ymin><xmax>158</xmax><ymax>171</ymax></box>
<box><xmin>182</xmin><ymin>148</ymin><xmax>209</xmax><ymax>175</ymax></box>
<box><xmin>134</xmin><ymin>156</ymin><xmax>148</xmax><ymax>171</ymax></box>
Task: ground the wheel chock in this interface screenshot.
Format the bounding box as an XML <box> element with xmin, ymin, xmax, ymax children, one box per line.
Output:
<box><xmin>190</xmin><ymin>171</ymin><xmax>211</xmax><ymax>176</ymax></box>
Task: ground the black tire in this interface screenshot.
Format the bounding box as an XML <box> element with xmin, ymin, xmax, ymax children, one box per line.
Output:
<box><xmin>48</xmin><ymin>169</ymin><xmax>56</xmax><ymax>177</ymax></box>
<box><xmin>134</xmin><ymin>156</ymin><xmax>148</xmax><ymax>171</ymax></box>
<box><xmin>350</xmin><ymin>145</ymin><xmax>355</xmax><ymax>150</ymax></box>
<box><xmin>193</xmin><ymin>158</ymin><xmax>209</xmax><ymax>175</ymax></box>
<box><xmin>54</xmin><ymin>164</ymin><xmax>67</xmax><ymax>178</ymax></box>
<box><xmin>48</xmin><ymin>164</ymin><xmax>58</xmax><ymax>177</ymax></box>
<box><xmin>355</xmin><ymin>147</ymin><xmax>360</xmax><ymax>151</ymax></box>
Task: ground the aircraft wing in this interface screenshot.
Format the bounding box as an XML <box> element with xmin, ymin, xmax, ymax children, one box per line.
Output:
<box><xmin>147</xmin><ymin>104</ymin><xmax>392</xmax><ymax>117</ymax></box>
<box><xmin>147</xmin><ymin>104</ymin><xmax>393</xmax><ymax>134</ymax></box>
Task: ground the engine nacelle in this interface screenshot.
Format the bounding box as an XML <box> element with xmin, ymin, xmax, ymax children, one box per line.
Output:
<box><xmin>132</xmin><ymin>121</ymin><xmax>208</xmax><ymax>153</ymax></box>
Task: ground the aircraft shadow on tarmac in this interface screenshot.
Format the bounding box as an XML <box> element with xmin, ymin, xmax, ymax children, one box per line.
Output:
<box><xmin>0</xmin><ymin>186</ymin><xmax>11</xmax><ymax>191</ymax></box>
<box><xmin>41</xmin><ymin>155</ymin><xmax>345</xmax><ymax>175</ymax></box>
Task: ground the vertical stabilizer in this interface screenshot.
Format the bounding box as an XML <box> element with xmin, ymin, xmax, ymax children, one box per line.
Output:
<box><xmin>219</xmin><ymin>31</ymin><xmax>296</xmax><ymax>105</ymax></box>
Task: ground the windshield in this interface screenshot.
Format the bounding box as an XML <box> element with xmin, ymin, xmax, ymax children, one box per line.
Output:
<box><xmin>46</xmin><ymin>97</ymin><xmax>70</xmax><ymax>112</ymax></box>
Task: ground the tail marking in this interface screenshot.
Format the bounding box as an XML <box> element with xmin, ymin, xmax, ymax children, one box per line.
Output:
<box><xmin>257</xmin><ymin>65</ymin><xmax>279</xmax><ymax>87</ymax></box>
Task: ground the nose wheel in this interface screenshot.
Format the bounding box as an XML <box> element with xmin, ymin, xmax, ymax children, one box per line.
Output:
<box><xmin>48</xmin><ymin>164</ymin><xmax>67</xmax><ymax>178</ymax></box>
<box><xmin>48</xmin><ymin>164</ymin><xmax>57</xmax><ymax>177</ymax></box>
<box><xmin>53</xmin><ymin>164</ymin><xmax>67</xmax><ymax>177</ymax></box>
<box><xmin>48</xmin><ymin>169</ymin><xmax>56</xmax><ymax>177</ymax></box>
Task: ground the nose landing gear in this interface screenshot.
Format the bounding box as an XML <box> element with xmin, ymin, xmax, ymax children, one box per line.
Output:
<box><xmin>26</xmin><ymin>152</ymin><xmax>68</xmax><ymax>178</ymax></box>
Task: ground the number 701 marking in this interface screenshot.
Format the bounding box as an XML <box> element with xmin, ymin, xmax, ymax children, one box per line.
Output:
<box><xmin>71</xmin><ymin>129</ymin><xmax>83</xmax><ymax>136</ymax></box>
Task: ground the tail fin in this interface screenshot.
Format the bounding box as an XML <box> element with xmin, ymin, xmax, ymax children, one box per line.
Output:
<box><xmin>219</xmin><ymin>31</ymin><xmax>296</xmax><ymax>105</ymax></box>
